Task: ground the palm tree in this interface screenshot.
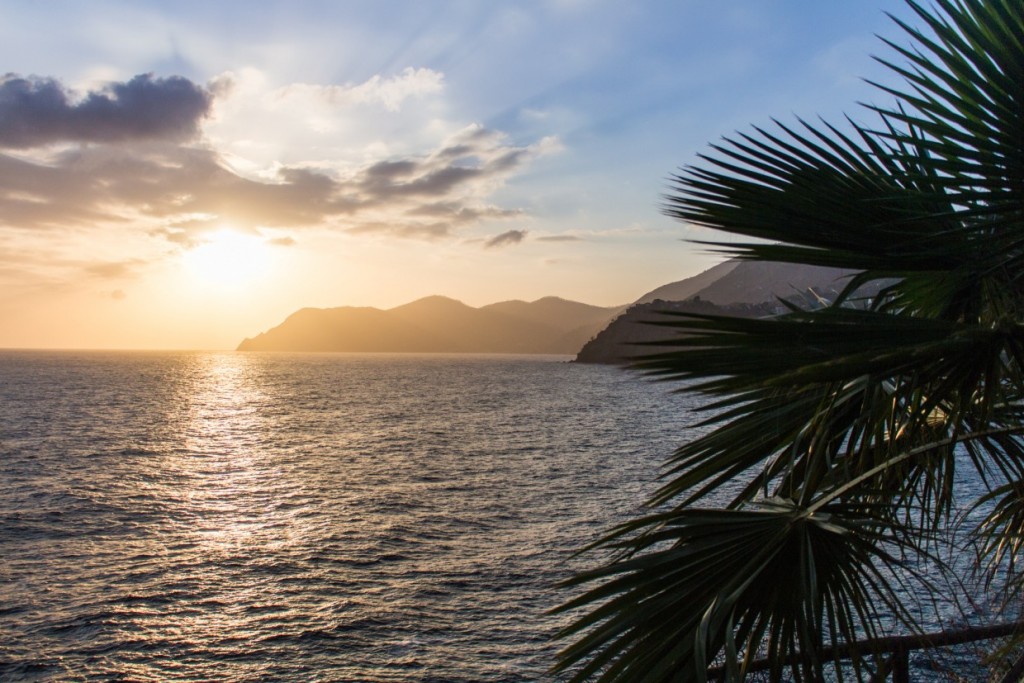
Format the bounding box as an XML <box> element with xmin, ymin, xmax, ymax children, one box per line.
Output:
<box><xmin>553</xmin><ymin>1</ymin><xmax>1024</xmax><ymax>680</ymax></box>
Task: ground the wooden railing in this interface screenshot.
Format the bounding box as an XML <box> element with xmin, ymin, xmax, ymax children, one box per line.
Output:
<box><xmin>706</xmin><ymin>620</ymin><xmax>1024</xmax><ymax>682</ymax></box>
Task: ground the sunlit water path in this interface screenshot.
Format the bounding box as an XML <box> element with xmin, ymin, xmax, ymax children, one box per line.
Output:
<box><xmin>1</xmin><ymin>351</ymin><xmax>702</xmax><ymax>682</ymax></box>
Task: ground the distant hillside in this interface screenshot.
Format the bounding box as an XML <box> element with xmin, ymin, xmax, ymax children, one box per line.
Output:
<box><xmin>237</xmin><ymin>296</ymin><xmax>626</xmax><ymax>354</ymax></box>
<box><xmin>577</xmin><ymin>261</ymin><xmax>864</xmax><ymax>364</ymax></box>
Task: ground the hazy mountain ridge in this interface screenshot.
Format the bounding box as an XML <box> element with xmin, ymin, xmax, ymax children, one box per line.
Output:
<box><xmin>237</xmin><ymin>295</ymin><xmax>626</xmax><ymax>354</ymax></box>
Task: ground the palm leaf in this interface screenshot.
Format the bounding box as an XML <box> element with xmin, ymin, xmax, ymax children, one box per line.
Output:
<box><xmin>557</xmin><ymin>1</ymin><xmax>1024</xmax><ymax>679</ymax></box>
<box><xmin>553</xmin><ymin>500</ymin><xmax>924</xmax><ymax>683</ymax></box>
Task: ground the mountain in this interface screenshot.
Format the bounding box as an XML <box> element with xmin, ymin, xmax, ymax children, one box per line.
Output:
<box><xmin>636</xmin><ymin>260</ymin><xmax>859</xmax><ymax>307</ymax></box>
<box><xmin>237</xmin><ymin>296</ymin><xmax>625</xmax><ymax>354</ymax></box>
<box><xmin>576</xmin><ymin>260</ymin><xmax>863</xmax><ymax>364</ymax></box>
<box><xmin>634</xmin><ymin>260</ymin><xmax>739</xmax><ymax>304</ymax></box>
<box><xmin>238</xmin><ymin>261</ymin><xmax>861</xmax><ymax>357</ymax></box>
<box><xmin>575</xmin><ymin>299</ymin><xmax>776</xmax><ymax>365</ymax></box>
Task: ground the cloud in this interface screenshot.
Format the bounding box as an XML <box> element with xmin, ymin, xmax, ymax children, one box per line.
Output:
<box><xmin>347</xmin><ymin>221</ymin><xmax>453</xmax><ymax>240</ymax></box>
<box><xmin>274</xmin><ymin>67</ymin><xmax>444</xmax><ymax>112</ymax></box>
<box><xmin>109</xmin><ymin>289</ymin><xmax>126</xmax><ymax>300</ymax></box>
<box><xmin>0</xmin><ymin>73</ymin><xmax>213</xmax><ymax>148</ymax></box>
<box><xmin>484</xmin><ymin>229</ymin><xmax>528</xmax><ymax>248</ymax></box>
<box><xmin>0</xmin><ymin>144</ymin><xmax>347</xmax><ymax>232</ymax></box>
<box><xmin>0</xmin><ymin>256</ymin><xmax>144</xmax><ymax>299</ymax></box>
<box><xmin>0</xmin><ymin>68</ymin><xmax>556</xmax><ymax>248</ymax></box>
<box><xmin>150</xmin><ymin>219</ymin><xmax>218</xmax><ymax>248</ymax></box>
<box><xmin>354</xmin><ymin>125</ymin><xmax>544</xmax><ymax>204</ymax></box>
<box><xmin>268</xmin><ymin>236</ymin><xmax>296</xmax><ymax>247</ymax></box>
<box><xmin>537</xmin><ymin>234</ymin><xmax>583</xmax><ymax>242</ymax></box>
<box><xmin>407</xmin><ymin>202</ymin><xmax>522</xmax><ymax>225</ymax></box>
<box><xmin>83</xmin><ymin>259</ymin><xmax>145</xmax><ymax>279</ymax></box>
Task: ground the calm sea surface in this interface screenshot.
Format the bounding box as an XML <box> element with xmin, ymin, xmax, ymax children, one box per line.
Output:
<box><xmin>0</xmin><ymin>351</ymin><xmax>702</xmax><ymax>682</ymax></box>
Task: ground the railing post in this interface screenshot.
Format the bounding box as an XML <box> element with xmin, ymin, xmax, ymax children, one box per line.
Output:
<box><xmin>892</xmin><ymin>646</ymin><xmax>910</xmax><ymax>683</ymax></box>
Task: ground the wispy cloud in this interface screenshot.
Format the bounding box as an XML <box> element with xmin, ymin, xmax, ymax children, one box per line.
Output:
<box><xmin>273</xmin><ymin>67</ymin><xmax>444</xmax><ymax>112</ymax></box>
<box><xmin>406</xmin><ymin>202</ymin><xmax>521</xmax><ymax>224</ymax></box>
<box><xmin>347</xmin><ymin>221</ymin><xmax>453</xmax><ymax>240</ymax></box>
<box><xmin>353</xmin><ymin>125</ymin><xmax>548</xmax><ymax>206</ymax></box>
<box><xmin>484</xmin><ymin>229</ymin><xmax>528</xmax><ymax>248</ymax></box>
<box><xmin>537</xmin><ymin>234</ymin><xmax>582</xmax><ymax>242</ymax></box>
<box><xmin>83</xmin><ymin>259</ymin><xmax>145</xmax><ymax>279</ymax></box>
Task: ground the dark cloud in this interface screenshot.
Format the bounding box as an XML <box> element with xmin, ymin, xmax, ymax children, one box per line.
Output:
<box><xmin>0</xmin><ymin>152</ymin><xmax>121</xmax><ymax>228</ymax></box>
<box><xmin>0</xmin><ymin>145</ymin><xmax>347</xmax><ymax>230</ymax></box>
<box><xmin>537</xmin><ymin>235</ymin><xmax>583</xmax><ymax>242</ymax></box>
<box><xmin>490</xmin><ymin>149</ymin><xmax>530</xmax><ymax>172</ymax></box>
<box><xmin>362</xmin><ymin>159</ymin><xmax>418</xmax><ymax>182</ymax></box>
<box><xmin>357</xmin><ymin>153</ymin><xmax>498</xmax><ymax>200</ymax></box>
<box><xmin>363</xmin><ymin>127</ymin><xmax>518</xmax><ymax>200</ymax></box>
<box><xmin>484</xmin><ymin>229</ymin><xmax>528</xmax><ymax>249</ymax></box>
<box><xmin>0</xmin><ymin>73</ymin><xmax>212</xmax><ymax>148</ymax></box>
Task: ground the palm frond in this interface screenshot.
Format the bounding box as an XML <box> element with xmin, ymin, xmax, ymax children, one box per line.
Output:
<box><xmin>553</xmin><ymin>500</ymin><xmax>924</xmax><ymax>683</ymax></box>
<box><xmin>558</xmin><ymin>0</ymin><xmax>1024</xmax><ymax>679</ymax></box>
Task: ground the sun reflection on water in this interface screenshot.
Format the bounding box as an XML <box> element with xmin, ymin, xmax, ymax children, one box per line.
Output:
<box><xmin>0</xmin><ymin>351</ymin><xmax>699</xmax><ymax>680</ymax></box>
<box><xmin>163</xmin><ymin>353</ymin><xmax>314</xmax><ymax>654</ymax></box>
<box><xmin>179</xmin><ymin>354</ymin><xmax>272</xmax><ymax>543</ymax></box>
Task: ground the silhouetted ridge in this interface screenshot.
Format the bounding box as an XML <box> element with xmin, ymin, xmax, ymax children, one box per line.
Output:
<box><xmin>574</xmin><ymin>299</ymin><xmax>776</xmax><ymax>364</ymax></box>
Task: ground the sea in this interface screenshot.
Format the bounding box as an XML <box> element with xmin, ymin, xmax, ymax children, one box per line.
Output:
<box><xmin>0</xmin><ymin>350</ymin><xmax>703</xmax><ymax>682</ymax></box>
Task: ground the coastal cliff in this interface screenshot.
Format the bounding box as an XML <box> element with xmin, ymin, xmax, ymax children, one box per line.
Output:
<box><xmin>575</xmin><ymin>261</ymin><xmax>860</xmax><ymax>364</ymax></box>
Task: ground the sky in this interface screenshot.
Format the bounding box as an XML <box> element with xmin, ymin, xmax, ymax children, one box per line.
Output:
<box><xmin>0</xmin><ymin>0</ymin><xmax>916</xmax><ymax>350</ymax></box>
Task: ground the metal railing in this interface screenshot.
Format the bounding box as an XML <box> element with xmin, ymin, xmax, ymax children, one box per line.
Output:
<box><xmin>706</xmin><ymin>621</ymin><xmax>1024</xmax><ymax>682</ymax></box>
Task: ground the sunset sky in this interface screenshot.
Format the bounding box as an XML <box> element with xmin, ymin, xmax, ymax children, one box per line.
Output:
<box><xmin>0</xmin><ymin>0</ymin><xmax>913</xmax><ymax>350</ymax></box>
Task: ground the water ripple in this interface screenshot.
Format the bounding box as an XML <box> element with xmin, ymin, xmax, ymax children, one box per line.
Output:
<box><xmin>0</xmin><ymin>351</ymin><xmax>698</xmax><ymax>682</ymax></box>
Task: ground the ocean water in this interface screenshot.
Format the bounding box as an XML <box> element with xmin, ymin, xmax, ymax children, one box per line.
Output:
<box><xmin>0</xmin><ymin>351</ymin><xmax>701</xmax><ymax>682</ymax></box>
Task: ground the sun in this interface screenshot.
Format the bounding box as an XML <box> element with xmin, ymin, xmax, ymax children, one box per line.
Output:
<box><xmin>183</xmin><ymin>229</ymin><xmax>273</xmax><ymax>289</ymax></box>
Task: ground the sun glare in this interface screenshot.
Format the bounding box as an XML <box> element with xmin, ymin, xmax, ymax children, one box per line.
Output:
<box><xmin>183</xmin><ymin>230</ymin><xmax>273</xmax><ymax>289</ymax></box>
